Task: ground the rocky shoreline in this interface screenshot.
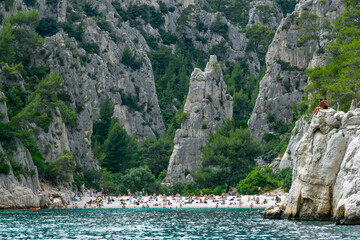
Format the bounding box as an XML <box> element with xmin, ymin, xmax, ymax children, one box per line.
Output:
<box><xmin>264</xmin><ymin>108</ymin><xmax>360</xmax><ymax>225</ymax></box>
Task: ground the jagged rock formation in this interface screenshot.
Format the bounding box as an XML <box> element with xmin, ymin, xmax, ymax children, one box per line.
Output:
<box><xmin>249</xmin><ymin>0</ymin><xmax>344</xmax><ymax>140</ymax></box>
<box><xmin>0</xmin><ymin>143</ymin><xmax>41</xmax><ymax>208</ymax></box>
<box><xmin>264</xmin><ymin>108</ymin><xmax>360</xmax><ymax>224</ymax></box>
<box><xmin>247</xmin><ymin>0</ymin><xmax>284</xmax><ymax>30</ymax></box>
<box><xmin>0</xmin><ymin>0</ymin><xmax>286</xmax><ymax>207</ymax></box>
<box><xmin>164</xmin><ymin>55</ymin><xmax>233</xmax><ymax>184</ymax></box>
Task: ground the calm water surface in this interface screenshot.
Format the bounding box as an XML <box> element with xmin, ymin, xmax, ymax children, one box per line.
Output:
<box><xmin>0</xmin><ymin>208</ymin><xmax>359</xmax><ymax>239</ymax></box>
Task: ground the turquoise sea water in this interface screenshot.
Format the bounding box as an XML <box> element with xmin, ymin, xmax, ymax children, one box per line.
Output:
<box><xmin>0</xmin><ymin>208</ymin><xmax>359</xmax><ymax>239</ymax></box>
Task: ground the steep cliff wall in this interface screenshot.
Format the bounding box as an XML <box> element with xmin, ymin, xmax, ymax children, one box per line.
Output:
<box><xmin>264</xmin><ymin>108</ymin><xmax>360</xmax><ymax>224</ymax></box>
<box><xmin>164</xmin><ymin>55</ymin><xmax>233</xmax><ymax>184</ymax></box>
<box><xmin>249</xmin><ymin>0</ymin><xmax>344</xmax><ymax>140</ymax></box>
<box><xmin>0</xmin><ymin>0</ymin><xmax>285</xmax><ymax>206</ymax></box>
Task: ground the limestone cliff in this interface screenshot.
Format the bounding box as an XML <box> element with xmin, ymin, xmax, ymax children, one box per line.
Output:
<box><xmin>249</xmin><ymin>0</ymin><xmax>344</xmax><ymax>140</ymax></box>
<box><xmin>0</xmin><ymin>0</ymin><xmax>285</xmax><ymax>207</ymax></box>
<box><xmin>164</xmin><ymin>55</ymin><xmax>233</xmax><ymax>184</ymax></box>
<box><xmin>264</xmin><ymin>108</ymin><xmax>360</xmax><ymax>224</ymax></box>
<box><xmin>247</xmin><ymin>0</ymin><xmax>284</xmax><ymax>30</ymax></box>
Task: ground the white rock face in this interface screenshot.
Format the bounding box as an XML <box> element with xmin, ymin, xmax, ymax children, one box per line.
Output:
<box><xmin>266</xmin><ymin>108</ymin><xmax>360</xmax><ymax>224</ymax></box>
<box><xmin>249</xmin><ymin>0</ymin><xmax>344</xmax><ymax>140</ymax></box>
<box><xmin>164</xmin><ymin>56</ymin><xmax>233</xmax><ymax>184</ymax></box>
<box><xmin>0</xmin><ymin>142</ymin><xmax>41</xmax><ymax>209</ymax></box>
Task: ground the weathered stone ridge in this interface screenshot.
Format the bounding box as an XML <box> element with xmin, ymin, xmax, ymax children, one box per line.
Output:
<box><xmin>164</xmin><ymin>55</ymin><xmax>233</xmax><ymax>184</ymax></box>
<box><xmin>249</xmin><ymin>0</ymin><xmax>344</xmax><ymax>140</ymax></box>
<box><xmin>264</xmin><ymin>108</ymin><xmax>360</xmax><ymax>224</ymax></box>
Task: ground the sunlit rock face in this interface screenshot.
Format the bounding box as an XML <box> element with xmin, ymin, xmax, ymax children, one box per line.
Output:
<box><xmin>249</xmin><ymin>0</ymin><xmax>344</xmax><ymax>141</ymax></box>
<box><xmin>264</xmin><ymin>108</ymin><xmax>360</xmax><ymax>224</ymax></box>
<box><xmin>164</xmin><ymin>55</ymin><xmax>233</xmax><ymax>185</ymax></box>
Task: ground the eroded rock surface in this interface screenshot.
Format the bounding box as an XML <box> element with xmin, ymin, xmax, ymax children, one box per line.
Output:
<box><xmin>164</xmin><ymin>56</ymin><xmax>233</xmax><ymax>184</ymax></box>
<box><xmin>249</xmin><ymin>0</ymin><xmax>344</xmax><ymax>140</ymax></box>
<box><xmin>264</xmin><ymin>108</ymin><xmax>360</xmax><ymax>224</ymax></box>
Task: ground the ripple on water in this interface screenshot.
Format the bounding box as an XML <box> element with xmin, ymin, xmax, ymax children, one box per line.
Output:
<box><xmin>0</xmin><ymin>209</ymin><xmax>359</xmax><ymax>239</ymax></box>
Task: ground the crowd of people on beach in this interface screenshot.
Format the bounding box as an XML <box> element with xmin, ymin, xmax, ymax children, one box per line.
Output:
<box><xmin>68</xmin><ymin>187</ymin><xmax>284</xmax><ymax>209</ymax></box>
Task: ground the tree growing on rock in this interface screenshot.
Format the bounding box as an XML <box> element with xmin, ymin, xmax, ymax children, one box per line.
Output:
<box><xmin>297</xmin><ymin>11</ymin><xmax>332</xmax><ymax>49</ymax></box>
<box><xmin>306</xmin><ymin>1</ymin><xmax>360</xmax><ymax>111</ymax></box>
<box><xmin>193</xmin><ymin>120</ymin><xmax>263</xmax><ymax>191</ymax></box>
<box><xmin>102</xmin><ymin>123</ymin><xmax>141</xmax><ymax>173</ymax></box>
<box><xmin>47</xmin><ymin>150</ymin><xmax>76</xmax><ymax>185</ymax></box>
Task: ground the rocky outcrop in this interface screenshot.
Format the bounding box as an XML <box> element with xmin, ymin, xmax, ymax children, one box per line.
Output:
<box><xmin>0</xmin><ymin>0</ymin><xmax>285</xmax><ymax>207</ymax></box>
<box><xmin>0</xmin><ymin>141</ymin><xmax>41</xmax><ymax>209</ymax></box>
<box><xmin>247</xmin><ymin>0</ymin><xmax>284</xmax><ymax>30</ymax></box>
<box><xmin>264</xmin><ymin>108</ymin><xmax>360</xmax><ymax>224</ymax></box>
<box><xmin>164</xmin><ymin>56</ymin><xmax>233</xmax><ymax>184</ymax></box>
<box><xmin>249</xmin><ymin>0</ymin><xmax>344</xmax><ymax>140</ymax></box>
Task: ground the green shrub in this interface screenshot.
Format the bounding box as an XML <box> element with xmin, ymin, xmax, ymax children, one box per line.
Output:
<box><xmin>263</xmin><ymin>133</ymin><xmax>278</xmax><ymax>143</ymax></box>
<box><xmin>276</xmin><ymin>60</ymin><xmax>301</xmax><ymax>72</ymax></box>
<box><xmin>81</xmin><ymin>42</ymin><xmax>100</xmax><ymax>54</ymax></box>
<box><xmin>267</xmin><ymin>112</ymin><xmax>275</xmax><ymax>123</ymax></box>
<box><xmin>177</xmin><ymin>5</ymin><xmax>195</xmax><ymax>29</ymax></box>
<box><xmin>159</xmin><ymin>30</ymin><xmax>177</xmax><ymax>45</ymax></box>
<box><xmin>46</xmin><ymin>0</ymin><xmax>58</xmax><ymax>4</ymax></box>
<box><xmin>174</xmin><ymin>109</ymin><xmax>189</xmax><ymax>125</ymax></box>
<box><xmin>63</xmin><ymin>21</ymin><xmax>84</xmax><ymax>41</ymax></box>
<box><xmin>56</xmin><ymin>91</ymin><xmax>71</xmax><ymax>104</ymax></box>
<box><xmin>24</xmin><ymin>0</ymin><xmax>36</xmax><ymax>7</ymax></box>
<box><xmin>95</xmin><ymin>16</ymin><xmax>111</xmax><ymax>32</ymax></box>
<box><xmin>246</xmin><ymin>25</ymin><xmax>275</xmax><ymax>66</ymax></box>
<box><xmin>255</xmin><ymin>5</ymin><xmax>275</xmax><ymax>24</ymax></box>
<box><xmin>237</xmin><ymin>166</ymin><xmax>281</xmax><ymax>194</ymax></box>
<box><xmin>211</xmin><ymin>14</ymin><xmax>228</xmax><ymax>39</ymax></box>
<box><xmin>276</xmin><ymin>0</ymin><xmax>297</xmax><ymax>17</ymax></box>
<box><xmin>1</xmin><ymin>0</ymin><xmax>15</xmax><ymax>11</ymax></box>
<box><xmin>120</xmin><ymin>91</ymin><xmax>144</xmax><ymax>111</ymax></box>
<box><xmin>157</xmin><ymin>169</ymin><xmax>167</xmax><ymax>181</ymax></box>
<box><xmin>111</xmin><ymin>2</ymin><xmax>128</xmax><ymax>21</ymax></box>
<box><xmin>159</xmin><ymin>2</ymin><xmax>168</xmax><ymax>14</ymax></box>
<box><xmin>149</xmin><ymin>7</ymin><xmax>164</xmax><ymax>28</ymax></box>
<box><xmin>35</xmin><ymin>112</ymin><xmax>53</xmax><ymax>132</ymax></box>
<box><xmin>276</xmin><ymin>167</ymin><xmax>292</xmax><ymax>190</ymax></box>
<box><xmin>209</xmin><ymin>40</ymin><xmax>228</xmax><ymax>59</ymax></box>
<box><xmin>46</xmin><ymin>150</ymin><xmax>75</xmax><ymax>184</ymax></box>
<box><xmin>0</xmin><ymin>162</ymin><xmax>10</xmax><ymax>174</ymax></box>
<box><xmin>10</xmin><ymin>161</ymin><xmax>24</xmax><ymax>179</ymax></box>
<box><xmin>84</xmin><ymin>3</ymin><xmax>101</xmax><ymax>17</ymax></box>
<box><xmin>56</xmin><ymin>101</ymin><xmax>78</xmax><ymax>127</ymax></box>
<box><xmin>69</xmin><ymin>13</ymin><xmax>81</xmax><ymax>23</ymax></box>
<box><xmin>121</xmin><ymin>45</ymin><xmax>142</xmax><ymax>70</ymax></box>
<box><xmin>213</xmin><ymin>186</ymin><xmax>225</xmax><ymax>195</ymax></box>
<box><xmin>75</xmin><ymin>102</ymin><xmax>84</xmax><ymax>113</ymax></box>
<box><xmin>36</xmin><ymin>17</ymin><xmax>58</xmax><ymax>37</ymax></box>
<box><xmin>73</xmin><ymin>174</ymin><xmax>87</xmax><ymax>189</ymax></box>
<box><xmin>144</xmin><ymin>35</ymin><xmax>158</xmax><ymax>49</ymax></box>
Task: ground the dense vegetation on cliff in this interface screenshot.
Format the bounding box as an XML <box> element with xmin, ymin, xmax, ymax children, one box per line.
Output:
<box><xmin>306</xmin><ymin>0</ymin><xmax>360</xmax><ymax>111</ymax></box>
<box><xmin>0</xmin><ymin>0</ymin><xmax>302</xmax><ymax>196</ymax></box>
<box><xmin>0</xmin><ymin>10</ymin><xmax>77</xmax><ymax>183</ymax></box>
